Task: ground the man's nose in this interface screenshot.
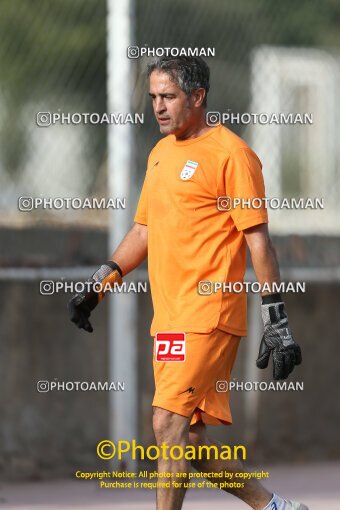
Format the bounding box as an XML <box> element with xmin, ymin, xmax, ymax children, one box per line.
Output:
<box><xmin>154</xmin><ymin>98</ymin><xmax>166</xmax><ymax>114</ymax></box>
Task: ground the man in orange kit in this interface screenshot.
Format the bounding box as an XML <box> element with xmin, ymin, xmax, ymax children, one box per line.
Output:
<box><xmin>69</xmin><ymin>56</ymin><xmax>307</xmax><ymax>510</ymax></box>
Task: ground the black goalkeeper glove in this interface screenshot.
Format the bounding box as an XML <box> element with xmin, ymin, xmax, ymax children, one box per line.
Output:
<box><xmin>68</xmin><ymin>261</ymin><xmax>122</xmax><ymax>333</ymax></box>
<box><xmin>256</xmin><ymin>293</ymin><xmax>302</xmax><ymax>380</ymax></box>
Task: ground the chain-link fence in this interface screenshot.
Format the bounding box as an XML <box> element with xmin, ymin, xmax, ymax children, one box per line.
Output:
<box><xmin>1</xmin><ymin>0</ymin><xmax>340</xmax><ymax>236</ymax></box>
<box><xmin>0</xmin><ymin>0</ymin><xmax>107</xmax><ymax>228</ymax></box>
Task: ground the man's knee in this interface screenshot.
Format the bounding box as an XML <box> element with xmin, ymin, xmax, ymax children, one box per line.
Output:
<box><xmin>189</xmin><ymin>421</ymin><xmax>208</xmax><ymax>448</ymax></box>
<box><xmin>153</xmin><ymin>407</ymin><xmax>189</xmax><ymax>445</ymax></box>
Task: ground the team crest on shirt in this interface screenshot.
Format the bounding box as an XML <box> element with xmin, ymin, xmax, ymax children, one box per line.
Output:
<box><xmin>180</xmin><ymin>160</ymin><xmax>198</xmax><ymax>180</ymax></box>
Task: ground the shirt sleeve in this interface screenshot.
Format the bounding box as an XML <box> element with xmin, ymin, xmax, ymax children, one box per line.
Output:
<box><xmin>134</xmin><ymin>150</ymin><xmax>156</xmax><ymax>225</ymax></box>
<box><xmin>224</xmin><ymin>147</ymin><xmax>268</xmax><ymax>231</ymax></box>
<box><xmin>134</xmin><ymin>173</ymin><xmax>148</xmax><ymax>225</ymax></box>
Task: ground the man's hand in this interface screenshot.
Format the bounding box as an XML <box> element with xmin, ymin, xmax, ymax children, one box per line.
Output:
<box><xmin>256</xmin><ymin>294</ymin><xmax>302</xmax><ymax>380</ymax></box>
<box><xmin>68</xmin><ymin>261</ymin><xmax>122</xmax><ymax>333</ymax></box>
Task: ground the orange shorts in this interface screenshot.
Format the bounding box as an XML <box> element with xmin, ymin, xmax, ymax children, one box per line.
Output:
<box><xmin>153</xmin><ymin>329</ymin><xmax>240</xmax><ymax>426</ymax></box>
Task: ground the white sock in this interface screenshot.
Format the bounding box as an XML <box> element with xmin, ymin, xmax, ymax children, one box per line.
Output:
<box><xmin>263</xmin><ymin>494</ymin><xmax>285</xmax><ymax>510</ymax></box>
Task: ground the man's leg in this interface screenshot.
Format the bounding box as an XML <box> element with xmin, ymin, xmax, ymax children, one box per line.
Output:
<box><xmin>189</xmin><ymin>421</ymin><xmax>272</xmax><ymax>510</ymax></box>
<box><xmin>153</xmin><ymin>406</ymin><xmax>191</xmax><ymax>510</ymax></box>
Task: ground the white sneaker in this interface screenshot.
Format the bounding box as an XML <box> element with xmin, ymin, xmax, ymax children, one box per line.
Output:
<box><xmin>265</xmin><ymin>494</ymin><xmax>309</xmax><ymax>510</ymax></box>
<box><xmin>285</xmin><ymin>501</ymin><xmax>309</xmax><ymax>510</ymax></box>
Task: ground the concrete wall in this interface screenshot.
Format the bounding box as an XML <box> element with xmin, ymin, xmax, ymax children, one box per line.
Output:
<box><xmin>0</xmin><ymin>227</ymin><xmax>339</xmax><ymax>480</ymax></box>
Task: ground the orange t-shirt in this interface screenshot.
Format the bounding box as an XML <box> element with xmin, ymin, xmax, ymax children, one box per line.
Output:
<box><xmin>134</xmin><ymin>124</ymin><xmax>268</xmax><ymax>336</ymax></box>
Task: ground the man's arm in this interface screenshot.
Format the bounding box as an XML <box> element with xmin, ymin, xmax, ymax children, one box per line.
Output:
<box><xmin>68</xmin><ymin>222</ymin><xmax>148</xmax><ymax>332</ymax></box>
<box><xmin>110</xmin><ymin>222</ymin><xmax>148</xmax><ymax>276</ymax></box>
<box><xmin>243</xmin><ymin>223</ymin><xmax>280</xmax><ymax>295</ymax></box>
<box><xmin>243</xmin><ymin>223</ymin><xmax>302</xmax><ymax>380</ymax></box>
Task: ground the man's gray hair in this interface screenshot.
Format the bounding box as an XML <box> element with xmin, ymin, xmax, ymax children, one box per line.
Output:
<box><xmin>147</xmin><ymin>56</ymin><xmax>210</xmax><ymax>107</ymax></box>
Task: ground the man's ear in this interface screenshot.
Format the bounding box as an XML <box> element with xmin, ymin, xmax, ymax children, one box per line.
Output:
<box><xmin>192</xmin><ymin>87</ymin><xmax>206</xmax><ymax>108</ymax></box>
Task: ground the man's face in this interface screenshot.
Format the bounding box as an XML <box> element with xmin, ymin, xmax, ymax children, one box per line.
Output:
<box><xmin>149</xmin><ymin>70</ymin><xmax>200</xmax><ymax>137</ymax></box>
